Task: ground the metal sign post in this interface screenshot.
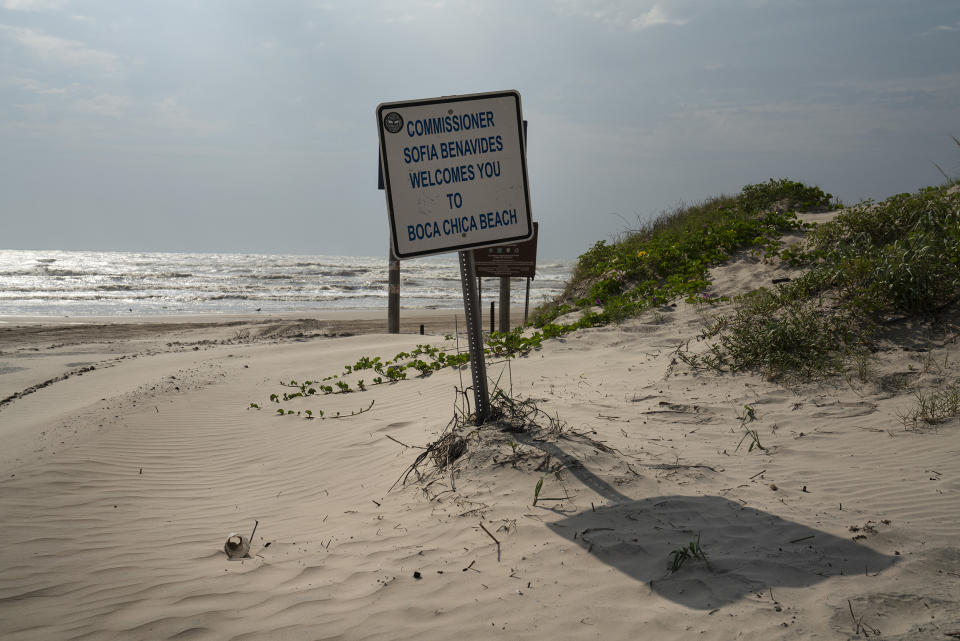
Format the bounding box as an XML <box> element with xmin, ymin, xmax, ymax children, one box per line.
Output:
<box><xmin>458</xmin><ymin>250</ymin><xmax>490</xmax><ymax>424</ymax></box>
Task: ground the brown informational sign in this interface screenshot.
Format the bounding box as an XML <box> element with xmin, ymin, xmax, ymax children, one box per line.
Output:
<box><xmin>473</xmin><ymin>222</ymin><xmax>538</xmax><ymax>278</ymax></box>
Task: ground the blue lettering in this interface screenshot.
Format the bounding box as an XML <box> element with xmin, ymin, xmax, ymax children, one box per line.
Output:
<box><xmin>403</xmin><ymin>144</ymin><xmax>437</xmax><ymax>164</ymax></box>
<box><xmin>476</xmin><ymin>161</ymin><xmax>501</xmax><ymax>179</ymax></box>
<box><xmin>404</xmin><ymin>111</ymin><xmax>498</xmax><ymax>138</ymax></box>
<box><xmin>444</xmin><ymin>216</ymin><xmax>476</xmax><ymax>235</ymax></box>
<box><xmin>478</xmin><ymin>209</ymin><xmax>518</xmax><ymax>229</ymax></box>
<box><xmin>408</xmin><ymin>163</ymin><xmax>483</xmax><ymax>189</ymax></box>
<box><xmin>409</xmin><ymin>170</ymin><xmax>433</xmax><ymax>188</ymax></box>
<box><xmin>408</xmin><ymin>222</ymin><xmax>441</xmax><ymax>240</ymax></box>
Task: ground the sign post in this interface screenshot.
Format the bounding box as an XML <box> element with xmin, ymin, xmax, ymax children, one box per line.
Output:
<box><xmin>377</xmin><ymin>90</ymin><xmax>532</xmax><ymax>424</ymax></box>
<box><xmin>387</xmin><ymin>244</ymin><xmax>400</xmax><ymax>333</ymax></box>
<box><xmin>379</xmin><ymin>155</ymin><xmax>400</xmax><ymax>334</ymax></box>
<box><xmin>458</xmin><ymin>250</ymin><xmax>490</xmax><ymax>422</ymax></box>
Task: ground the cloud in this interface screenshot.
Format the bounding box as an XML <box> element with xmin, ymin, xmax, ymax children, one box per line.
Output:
<box><xmin>630</xmin><ymin>3</ymin><xmax>687</xmax><ymax>29</ymax></box>
<box><xmin>372</xmin><ymin>0</ymin><xmax>449</xmax><ymax>24</ymax></box>
<box><xmin>0</xmin><ymin>0</ymin><xmax>66</xmax><ymax>11</ymax></box>
<box><xmin>71</xmin><ymin>93</ymin><xmax>133</xmax><ymax>117</ymax></box>
<box><xmin>4</xmin><ymin>75</ymin><xmax>69</xmax><ymax>94</ymax></box>
<box><xmin>920</xmin><ymin>19</ymin><xmax>960</xmax><ymax>36</ymax></box>
<box><xmin>151</xmin><ymin>96</ymin><xmax>225</xmax><ymax>137</ymax></box>
<box><xmin>0</xmin><ymin>25</ymin><xmax>120</xmax><ymax>72</ymax></box>
<box><xmin>553</xmin><ymin>0</ymin><xmax>689</xmax><ymax>30</ymax></box>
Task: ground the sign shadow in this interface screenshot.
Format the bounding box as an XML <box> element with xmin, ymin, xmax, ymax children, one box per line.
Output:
<box><xmin>547</xmin><ymin>495</ymin><xmax>897</xmax><ymax>610</ymax></box>
<box><xmin>513</xmin><ymin>434</ymin><xmax>898</xmax><ymax>610</ymax></box>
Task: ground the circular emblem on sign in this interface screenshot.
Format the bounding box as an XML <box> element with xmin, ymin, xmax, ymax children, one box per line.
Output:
<box><xmin>383</xmin><ymin>112</ymin><xmax>403</xmax><ymax>134</ymax></box>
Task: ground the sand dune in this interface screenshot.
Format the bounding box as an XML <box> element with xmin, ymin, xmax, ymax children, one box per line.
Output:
<box><xmin>1</xmin><ymin>278</ymin><xmax>959</xmax><ymax>639</ymax></box>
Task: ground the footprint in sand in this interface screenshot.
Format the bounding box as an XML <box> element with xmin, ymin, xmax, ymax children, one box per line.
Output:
<box><xmin>809</xmin><ymin>401</ymin><xmax>877</xmax><ymax>418</ymax></box>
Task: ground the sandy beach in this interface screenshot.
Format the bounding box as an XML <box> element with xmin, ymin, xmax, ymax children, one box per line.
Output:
<box><xmin>1</xmin><ymin>276</ymin><xmax>959</xmax><ymax>639</ymax></box>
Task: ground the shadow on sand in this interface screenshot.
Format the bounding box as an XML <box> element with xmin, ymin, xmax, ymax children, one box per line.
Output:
<box><xmin>547</xmin><ymin>494</ymin><xmax>897</xmax><ymax>610</ymax></box>
<box><xmin>518</xmin><ymin>434</ymin><xmax>897</xmax><ymax>610</ymax></box>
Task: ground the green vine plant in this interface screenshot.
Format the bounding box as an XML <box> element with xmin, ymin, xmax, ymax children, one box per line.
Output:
<box><xmin>252</xmin><ymin>332</ymin><xmax>555</xmax><ymax>418</ymax></box>
<box><xmin>271</xmin><ymin>400</ymin><xmax>374</xmax><ymax>420</ymax></box>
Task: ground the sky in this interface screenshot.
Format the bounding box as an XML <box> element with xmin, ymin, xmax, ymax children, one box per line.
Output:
<box><xmin>2</xmin><ymin>1</ymin><xmax>959</xmax><ymax>260</ymax></box>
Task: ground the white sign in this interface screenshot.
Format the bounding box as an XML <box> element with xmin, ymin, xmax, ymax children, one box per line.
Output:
<box><xmin>377</xmin><ymin>90</ymin><xmax>533</xmax><ymax>259</ymax></box>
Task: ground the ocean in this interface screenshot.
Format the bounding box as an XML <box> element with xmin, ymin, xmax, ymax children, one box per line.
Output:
<box><xmin>0</xmin><ymin>249</ymin><xmax>572</xmax><ymax>317</ymax></box>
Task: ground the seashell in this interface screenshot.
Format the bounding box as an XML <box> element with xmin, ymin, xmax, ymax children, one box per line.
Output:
<box><xmin>224</xmin><ymin>533</ymin><xmax>250</xmax><ymax>559</ymax></box>
<box><xmin>224</xmin><ymin>520</ymin><xmax>258</xmax><ymax>560</ymax></box>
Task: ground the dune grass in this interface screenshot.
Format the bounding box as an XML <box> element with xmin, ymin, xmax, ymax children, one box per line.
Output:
<box><xmin>897</xmin><ymin>382</ymin><xmax>960</xmax><ymax>430</ymax></box>
<box><xmin>687</xmin><ymin>183</ymin><xmax>960</xmax><ymax>378</ymax></box>
<box><xmin>530</xmin><ymin>178</ymin><xmax>832</xmax><ymax>328</ymax></box>
<box><xmin>532</xmin><ymin>173</ymin><xmax>960</xmax><ymax>381</ymax></box>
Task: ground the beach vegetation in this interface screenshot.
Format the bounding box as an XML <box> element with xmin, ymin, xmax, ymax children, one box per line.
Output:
<box><xmin>736</xmin><ymin>427</ymin><xmax>766</xmax><ymax>453</ymax></box>
<box><xmin>255</xmin><ymin>179</ymin><xmax>840</xmax><ymax>416</ymax></box>
<box><xmin>530</xmin><ymin>178</ymin><xmax>829</xmax><ymax>328</ymax></box>
<box><xmin>260</xmin><ymin>177</ymin><xmax>960</xmax><ymax>415</ymax></box>
<box><xmin>896</xmin><ymin>382</ymin><xmax>960</xmax><ymax>430</ymax></box>
<box><xmin>668</xmin><ymin>532</ymin><xmax>709</xmax><ymax>573</ymax></box>
<box><xmin>533</xmin><ymin>477</ymin><xmax>544</xmax><ymax>506</ymax></box>
<box><xmin>734</xmin><ymin>404</ymin><xmax>766</xmax><ymax>452</ymax></box>
<box><xmin>272</xmin><ymin>402</ymin><xmax>370</xmax><ymax>421</ymax></box>
<box><xmin>932</xmin><ymin>135</ymin><xmax>960</xmax><ymax>185</ymax></box>
<box><xmin>685</xmin><ymin>183</ymin><xmax>960</xmax><ymax>378</ymax></box>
